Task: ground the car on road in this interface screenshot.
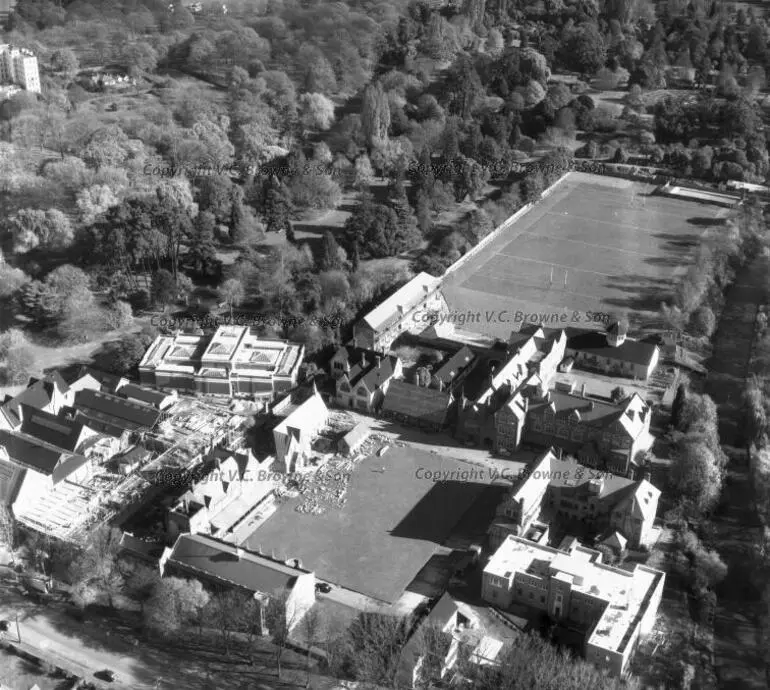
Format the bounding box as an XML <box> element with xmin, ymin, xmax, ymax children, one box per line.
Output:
<box><xmin>315</xmin><ymin>582</ymin><xmax>332</xmax><ymax>593</ymax></box>
<box><xmin>95</xmin><ymin>669</ymin><xmax>116</xmax><ymax>682</ymax></box>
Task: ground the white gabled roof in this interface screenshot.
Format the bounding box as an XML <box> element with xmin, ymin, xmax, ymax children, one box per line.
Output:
<box><xmin>361</xmin><ymin>272</ymin><xmax>441</xmax><ymax>332</ymax></box>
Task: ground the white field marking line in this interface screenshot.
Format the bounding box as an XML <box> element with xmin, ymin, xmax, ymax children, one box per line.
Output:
<box><xmin>502</xmin><ymin>231</ymin><xmax>665</xmax><ymax>259</ymax></box>
<box><xmin>479</xmin><ymin>253</ymin><xmax>615</xmax><ymax>278</ymax></box>
<box><xmin>542</xmin><ymin>209</ymin><xmax>701</xmax><ymax>234</ymax></box>
<box><xmin>460</xmin><ymin>281</ymin><xmax>606</xmax><ymax>307</ymax></box>
<box><xmin>462</xmin><ymin>273</ymin><xmax>609</xmax><ymax>304</ymax></box>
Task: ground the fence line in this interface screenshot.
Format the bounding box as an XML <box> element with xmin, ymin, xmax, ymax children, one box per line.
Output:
<box><xmin>443</xmin><ymin>172</ymin><xmax>571</xmax><ymax>279</ymax></box>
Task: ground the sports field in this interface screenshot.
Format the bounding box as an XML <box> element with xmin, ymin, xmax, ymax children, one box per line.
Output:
<box><xmin>243</xmin><ymin>447</ymin><xmax>491</xmax><ymax>603</ymax></box>
<box><xmin>441</xmin><ymin>172</ymin><xmax>730</xmax><ymax>338</ymax></box>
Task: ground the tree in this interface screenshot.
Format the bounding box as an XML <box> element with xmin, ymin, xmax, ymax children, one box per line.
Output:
<box><xmin>0</xmin><ymin>504</ymin><xmax>17</xmax><ymax>555</ymax></box>
<box><xmin>76</xmin><ymin>185</ymin><xmax>120</xmax><ymax>225</ymax></box>
<box><xmin>338</xmin><ymin>612</ymin><xmax>409</xmax><ymax>687</ymax></box>
<box><xmin>299</xmin><ymin>93</ymin><xmax>336</xmax><ymax>132</ymax></box>
<box><xmin>319</xmin><ymin>231</ymin><xmax>343</xmax><ymax>271</ymax></box>
<box><xmin>290</xmin><ymin>173</ymin><xmax>341</xmax><ymax>212</ymax></box>
<box><xmin>672</xmin><ymin>383</ymin><xmax>688</xmax><ymax>428</ymax></box>
<box><xmin>50</xmin><ymin>48</ymin><xmax>79</xmax><ymax>81</ymax></box>
<box><xmin>8</xmin><ymin>209</ymin><xmax>73</xmax><ymax>253</ymax></box>
<box><xmin>152</xmin><ymin>270</ymin><xmax>178</xmax><ymax>309</ymax></box>
<box><xmin>69</xmin><ymin>526</ymin><xmax>125</xmax><ymax>608</ymax></box>
<box><xmin>0</xmin><ymin>329</ymin><xmax>35</xmax><ymax>386</ymax></box>
<box><xmin>564</xmin><ymin>23</ymin><xmax>607</xmax><ymax>75</ymax></box>
<box><xmin>691</xmin><ymin>305</ymin><xmax>716</xmax><ymax>337</ymax></box>
<box><xmin>610</xmin><ymin>386</ymin><xmax>628</xmax><ymax>403</ymax></box>
<box><xmin>361</xmin><ymin>82</ymin><xmax>391</xmax><ymax>147</ymax></box>
<box><xmin>122</xmin><ymin>41</ymin><xmax>158</xmax><ymax>76</ymax></box>
<box><xmin>263</xmin><ymin>176</ymin><xmax>293</xmax><ymax>234</ymax></box>
<box><xmin>218</xmin><ymin>278</ymin><xmax>245</xmax><ymax>321</ymax></box>
<box><xmin>671</xmin><ymin>440</ymin><xmax>722</xmax><ymax>513</ymax></box>
<box><xmin>145</xmin><ymin>577</ymin><xmax>210</xmax><ymax>636</ymax></box>
<box><xmin>354</xmin><ymin>155</ymin><xmax>375</xmax><ymax>189</ymax></box>
<box><xmin>187</xmin><ymin>212</ymin><xmax>221</xmax><ymax>278</ymax></box>
<box><xmin>265</xmin><ymin>590</ymin><xmax>300</xmax><ymax>679</ymax></box>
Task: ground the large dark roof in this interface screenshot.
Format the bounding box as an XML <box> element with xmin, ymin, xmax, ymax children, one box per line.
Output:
<box><xmin>567</xmin><ymin>331</ymin><xmax>658</xmax><ymax>367</ymax></box>
<box><xmin>382</xmin><ymin>381</ymin><xmax>451</xmax><ymax>426</ymax></box>
<box><xmin>432</xmin><ymin>346</ymin><xmax>475</xmax><ymax>388</ymax></box>
<box><xmin>18</xmin><ymin>405</ymin><xmax>86</xmax><ymax>452</ymax></box>
<box><xmin>168</xmin><ymin>534</ymin><xmax>311</xmax><ymax>594</ymax></box>
<box><xmin>73</xmin><ymin>389</ymin><xmax>161</xmax><ymax>430</ymax></box>
<box><xmin>0</xmin><ymin>429</ymin><xmax>88</xmax><ymax>484</ymax></box>
<box><xmin>118</xmin><ymin>383</ymin><xmax>172</xmax><ymax>409</ymax></box>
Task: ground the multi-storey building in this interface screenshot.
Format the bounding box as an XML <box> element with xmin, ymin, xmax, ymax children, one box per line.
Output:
<box><xmin>456</xmin><ymin>326</ymin><xmax>567</xmax><ymax>451</ymax></box>
<box><xmin>488</xmin><ymin>450</ymin><xmax>660</xmax><ymax>550</ymax></box>
<box><xmin>524</xmin><ymin>383</ymin><xmax>654</xmax><ymax>476</ymax></box>
<box><xmin>331</xmin><ymin>345</ymin><xmax>402</xmax><ymax>413</ymax></box>
<box><xmin>139</xmin><ymin>326</ymin><xmax>304</xmax><ymax>399</ymax></box>
<box><xmin>353</xmin><ymin>272</ymin><xmax>446</xmax><ymax>352</ymax></box>
<box><xmin>482</xmin><ymin>535</ymin><xmax>665</xmax><ymax>676</ymax></box>
<box><xmin>0</xmin><ymin>45</ymin><xmax>40</xmax><ymax>93</ymax></box>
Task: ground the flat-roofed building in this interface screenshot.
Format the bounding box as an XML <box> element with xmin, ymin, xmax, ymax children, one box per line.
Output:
<box><xmin>482</xmin><ymin>535</ymin><xmax>665</xmax><ymax>677</ymax></box>
<box><xmin>139</xmin><ymin>327</ymin><xmax>304</xmax><ymax>399</ymax></box>
<box><xmin>353</xmin><ymin>272</ymin><xmax>445</xmax><ymax>352</ymax></box>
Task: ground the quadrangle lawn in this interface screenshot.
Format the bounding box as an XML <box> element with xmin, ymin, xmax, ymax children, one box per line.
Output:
<box><xmin>441</xmin><ymin>172</ymin><xmax>729</xmax><ymax>338</ymax></box>
<box><xmin>243</xmin><ymin>447</ymin><xmax>493</xmax><ymax>603</ymax></box>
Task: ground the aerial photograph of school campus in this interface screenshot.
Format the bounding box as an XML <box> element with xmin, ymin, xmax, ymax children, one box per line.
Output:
<box><xmin>2</xmin><ymin>0</ymin><xmax>770</xmax><ymax>688</ymax></box>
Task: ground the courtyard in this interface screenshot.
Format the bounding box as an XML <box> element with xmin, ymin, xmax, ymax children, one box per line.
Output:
<box><xmin>243</xmin><ymin>445</ymin><xmax>498</xmax><ymax>603</ymax></box>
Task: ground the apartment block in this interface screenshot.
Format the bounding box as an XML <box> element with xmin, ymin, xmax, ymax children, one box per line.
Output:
<box><xmin>0</xmin><ymin>45</ymin><xmax>40</xmax><ymax>93</ymax></box>
<box><xmin>482</xmin><ymin>535</ymin><xmax>665</xmax><ymax>676</ymax></box>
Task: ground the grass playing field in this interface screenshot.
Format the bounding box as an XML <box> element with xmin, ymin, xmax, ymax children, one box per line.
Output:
<box><xmin>441</xmin><ymin>172</ymin><xmax>729</xmax><ymax>338</ymax></box>
<box><xmin>243</xmin><ymin>446</ymin><xmax>491</xmax><ymax>604</ymax></box>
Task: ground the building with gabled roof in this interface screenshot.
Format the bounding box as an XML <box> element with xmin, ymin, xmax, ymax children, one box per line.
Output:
<box><xmin>353</xmin><ymin>272</ymin><xmax>445</xmax><ymax>352</ymax></box>
<box><xmin>272</xmin><ymin>388</ymin><xmax>328</xmax><ymax>472</ymax></box>
<box><xmin>331</xmin><ymin>345</ymin><xmax>402</xmax><ymax>413</ymax></box>
<box><xmin>482</xmin><ymin>535</ymin><xmax>665</xmax><ymax>677</ymax></box>
<box><xmin>488</xmin><ymin>450</ymin><xmax>660</xmax><ymax>550</ymax></box>
<box><xmin>167</xmin><ymin>450</ymin><xmax>276</xmax><ymax>539</ymax></box>
<box><xmin>565</xmin><ymin>322</ymin><xmax>660</xmax><ymax>381</ymax></box>
<box><xmin>524</xmin><ymin>385</ymin><xmax>653</xmax><ymax>476</ymax></box>
<box><xmin>0</xmin><ymin>372</ymin><xmax>72</xmax><ymax>429</ymax></box>
<box><xmin>381</xmin><ymin>380</ymin><xmax>453</xmax><ymax>431</ymax></box>
<box><xmin>71</xmin><ymin>389</ymin><xmax>163</xmax><ymax>432</ymax></box>
<box><xmin>161</xmin><ymin>533</ymin><xmax>315</xmax><ymax>633</ymax></box>
<box><xmin>431</xmin><ymin>346</ymin><xmax>475</xmax><ymax>392</ymax></box>
<box><xmin>456</xmin><ymin>327</ymin><xmax>567</xmax><ymax>451</ymax></box>
<box><xmin>116</xmin><ymin>383</ymin><xmax>178</xmax><ymax>410</ymax></box>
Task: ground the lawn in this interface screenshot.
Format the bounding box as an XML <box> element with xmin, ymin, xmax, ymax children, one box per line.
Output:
<box><xmin>243</xmin><ymin>446</ymin><xmax>492</xmax><ymax>603</ymax></box>
<box><xmin>441</xmin><ymin>172</ymin><xmax>728</xmax><ymax>338</ymax></box>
